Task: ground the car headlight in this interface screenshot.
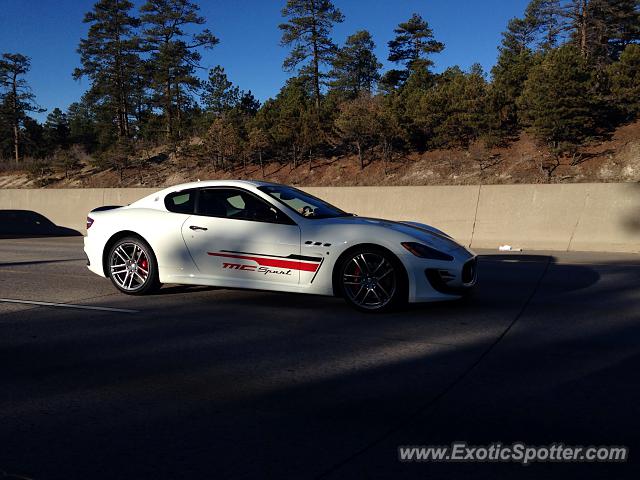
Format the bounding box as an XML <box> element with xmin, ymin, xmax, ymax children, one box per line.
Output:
<box><xmin>401</xmin><ymin>242</ymin><xmax>453</xmax><ymax>261</ymax></box>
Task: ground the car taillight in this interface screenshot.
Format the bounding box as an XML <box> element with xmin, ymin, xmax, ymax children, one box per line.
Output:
<box><xmin>87</xmin><ymin>216</ymin><xmax>94</xmax><ymax>229</ymax></box>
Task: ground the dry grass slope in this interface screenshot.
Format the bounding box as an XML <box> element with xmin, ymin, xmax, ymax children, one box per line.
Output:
<box><xmin>1</xmin><ymin>121</ymin><xmax>639</xmax><ymax>189</ymax></box>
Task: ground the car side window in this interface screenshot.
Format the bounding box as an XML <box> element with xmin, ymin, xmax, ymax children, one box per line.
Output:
<box><xmin>165</xmin><ymin>189</ymin><xmax>196</xmax><ymax>214</ymax></box>
<box><xmin>196</xmin><ymin>188</ymin><xmax>293</xmax><ymax>224</ymax></box>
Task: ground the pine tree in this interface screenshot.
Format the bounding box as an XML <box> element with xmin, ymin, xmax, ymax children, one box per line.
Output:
<box><xmin>518</xmin><ymin>46</ymin><xmax>596</xmax><ymax>158</ymax></box>
<box><xmin>562</xmin><ymin>0</ymin><xmax>596</xmax><ymax>59</ymax></box>
<box><xmin>375</xmin><ymin>97</ymin><xmax>402</xmax><ymax>174</ymax></box>
<box><xmin>495</xmin><ymin>0</ymin><xmax>562</xmax><ymax>56</ymax></box>
<box><xmin>279</xmin><ymin>0</ymin><xmax>344</xmax><ymax>110</ymax></box>
<box><xmin>0</xmin><ymin>53</ymin><xmax>44</xmax><ymax>162</ymax></box>
<box><xmin>205</xmin><ymin>115</ymin><xmax>241</xmax><ymax>171</ymax></box>
<box><xmin>248</xmin><ymin>127</ymin><xmax>271</xmax><ymax>176</ymax></box>
<box><xmin>0</xmin><ymin>97</ymin><xmax>13</xmax><ymax>159</ymax></box>
<box><xmin>74</xmin><ymin>0</ymin><xmax>140</xmax><ymax>141</ymax></box>
<box><xmin>384</xmin><ymin>13</ymin><xmax>444</xmax><ymax>88</ymax></box>
<box><xmin>21</xmin><ymin>117</ymin><xmax>49</xmax><ymax>160</ymax></box>
<box><xmin>202</xmin><ymin>66</ymin><xmax>240</xmax><ymax>115</ymax></box>
<box><xmin>561</xmin><ymin>0</ymin><xmax>640</xmax><ymax>63</ymax></box>
<box><xmin>140</xmin><ymin>0</ymin><xmax>219</xmax><ymax>138</ymax></box>
<box><xmin>67</xmin><ymin>98</ymin><xmax>98</xmax><ymax>152</ymax></box>
<box><xmin>609</xmin><ymin>43</ymin><xmax>640</xmax><ymax>118</ymax></box>
<box><xmin>598</xmin><ymin>0</ymin><xmax>640</xmax><ymax>59</ymax></box>
<box><xmin>200</xmin><ymin>67</ymin><xmax>259</xmax><ymax>119</ymax></box>
<box><xmin>500</xmin><ymin>17</ymin><xmax>537</xmax><ymax>54</ymax></box>
<box><xmin>524</xmin><ymin>0</ymin><xmax>563</xmax><ymax>51</ymax></box>
<box><xmin>44</xmin><ymin>108</ymin><xmax>71</xmax><ymax>151</ymax></box>
<box><xmin>411</xmin><ymin>66</ymin><xmax>489</xmax><ymax>149</ymax></box>
<box><xmin>334</xmin><ymin>94</ymin><xmax>382</xmax><ymax>169</ymax></box>
<box><xmin>238</xmin><ymin>91</ymin><xmax>261</xmax><ymax>116</ymax></box>
<box><xmin>489</xmin><ymin>15</ymin><xmax>540</xmax><ymax>136</ymax></box>
<box><xmin>264</xmin><ymin>76</ymin><xmax>313</xmax><ymax>168</ymax></box>
<box><xmin>53</xmin><ymin>148</ymin><xmax>80</xmax><ymax>179</ymax></box>
<box><xmin>329</xmin><ymin>30</ymin><xmax>381</xmax><ymax>98</ymax></box>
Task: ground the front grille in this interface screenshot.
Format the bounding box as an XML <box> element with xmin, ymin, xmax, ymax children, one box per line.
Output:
<box><xmin>462</xmin><ymin>258</ymin><xmax>477</xmax><ymax>284</ymax></box>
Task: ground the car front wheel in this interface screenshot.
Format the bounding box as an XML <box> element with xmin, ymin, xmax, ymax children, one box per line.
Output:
<box><xmin>338</xmin><ymin>247</ymin><xmax>405</xmax><ymax>312</ymax></box>
<box><xmin>108</xmin><ymin>237</ymin><xmax>160</xmax><ymax>295</ymax></box>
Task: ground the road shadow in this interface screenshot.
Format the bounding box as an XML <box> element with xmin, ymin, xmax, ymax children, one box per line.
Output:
<box><xmin>135</xmin><ymin>255</ymin><xmax>601</xmax><ymax>315</ymax></box>
<box><xmin>0</xmin><ymin>259</ymin><xmax>84</xmax><ymax>267</ymax></box>
<box><xmin>152</xmin><ymin>284</ymin><xmax>221</xmax><ymax>296</ymax></box>
<box><xmin>0</xmin><ymin>210</ymin><xmax>81</xmax><ymax>238</ymax></box>
<box><xmin>3</xmin><ymin>250</ymin><xmax>640</xmax><ymax>479</ymax></box>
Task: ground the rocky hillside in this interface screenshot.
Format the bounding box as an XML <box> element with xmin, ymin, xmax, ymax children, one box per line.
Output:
<box><xmin>1</xmin><ymin>121</ymin><xmax>639</xmax><ymax>189</ymax></box>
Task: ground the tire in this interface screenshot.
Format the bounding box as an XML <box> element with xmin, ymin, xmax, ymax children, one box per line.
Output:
<box><xmin>338</xmin><ymin>246</ymin><xmax>406</xmax><ymax>313</ymax></box>
<box><xmin>107</xmin><ymin>236</ymin><xmax>160</xmax><ymax>295</ymax></box>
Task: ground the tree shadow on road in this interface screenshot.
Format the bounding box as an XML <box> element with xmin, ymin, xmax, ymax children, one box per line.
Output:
<box><xmin>2</xmin><ymin>253</ymin><xmax>639</xmax><ymax>479</ymax></box>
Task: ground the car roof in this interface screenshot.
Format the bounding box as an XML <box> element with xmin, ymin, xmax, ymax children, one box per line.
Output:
<box><xmin>129</xmin><ymin>180</ymin><xmax>289</xmax><ymax>208</ymax></box>
<box><xmin>165</xmin><ymin>179</ymin><xmax>284</xmax><ymax>191</ymax></box>
<box><xmin>129</xmin><ymin>180</ymin><xmax>296</xmax><ymax>210</ymax></box>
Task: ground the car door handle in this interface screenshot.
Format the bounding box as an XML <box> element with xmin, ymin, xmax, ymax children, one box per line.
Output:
<box><xmin>189</xmin><ymin>225</ymin><xmax>208</xmax><ymax>231</ymax></box>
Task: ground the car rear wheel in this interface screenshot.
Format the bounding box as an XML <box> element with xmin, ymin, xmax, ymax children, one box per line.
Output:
<box><xmin>338</xmin><ymin>247</ymin><xmax>405</xmax><ymax>312</ymax></box>
<box><xmin>108</xmin><ymin>237</ymin><xmax>159</xmax><ymax>295</ymax></box>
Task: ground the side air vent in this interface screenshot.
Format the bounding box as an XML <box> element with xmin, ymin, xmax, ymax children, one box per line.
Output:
<box><xmin>304</xmin><ymin>240</ymin><xmax>332</xmax><ymax>247</ymax></box>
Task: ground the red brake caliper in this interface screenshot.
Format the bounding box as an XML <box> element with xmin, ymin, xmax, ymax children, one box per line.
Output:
<box><xmin>139</xmin><ymin>258</ymin><xmax>148</xmax><ymax>271</ymax></box>
<box><xmin>353</xmin><ymin>266</ymin><xmax>361</xmax><ymax>293</ymax></box>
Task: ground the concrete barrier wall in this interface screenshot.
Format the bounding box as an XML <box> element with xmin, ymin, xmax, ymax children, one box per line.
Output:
<box><xmin>1</xmin><ymin>183</ymin><xmax>638</xmax><ymax>253</ymax></box>
<box><xmin>470</xmin><ymin>183</ymin><xmax>640</xmax><ymax>252</ymax></box>
<box><xmin>0</xmin><ymin>188</ymin><xmax>152</xmax><ymax>235</ymax></box>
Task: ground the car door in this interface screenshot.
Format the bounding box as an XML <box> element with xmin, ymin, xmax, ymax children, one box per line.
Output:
<box><xmin>181</xmin><ymin>187</ymin><xmax>303</xmax><ymax>289</ymax></box>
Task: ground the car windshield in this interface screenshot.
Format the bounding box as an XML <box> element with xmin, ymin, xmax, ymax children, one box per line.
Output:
<box><xmin>258</xmin><ymin>185</ymin><xmax>351</xmax><ymax>219</ymax></box>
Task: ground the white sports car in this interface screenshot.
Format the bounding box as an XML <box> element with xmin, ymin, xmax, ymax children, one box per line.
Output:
<box><xmin>84</xmin><ymin>180</ymin><xmax>477</xmax><ymax>312</ymax></box>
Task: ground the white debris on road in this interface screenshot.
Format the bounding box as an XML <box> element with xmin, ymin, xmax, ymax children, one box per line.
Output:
<box><xmin>498</xmin><ymin>245</ymin><xmax>523</xmax><ymax>252</ymax></box>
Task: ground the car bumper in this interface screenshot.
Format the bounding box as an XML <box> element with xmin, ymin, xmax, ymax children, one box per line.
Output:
<box><xmin>84</xmin><ymin>235</ymin><xmax>106</xmax><ymax>277</ymax></box>
<box><xmin>404</xmin><ymin>250</ymin><xmax>477</xmax><ymax>303</ymax></box>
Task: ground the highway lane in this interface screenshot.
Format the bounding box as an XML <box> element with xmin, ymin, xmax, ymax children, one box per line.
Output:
<box><xmin>0</xmin><ymin>237</ymin><xmax>639</xmax><ymax>479</ymax></box>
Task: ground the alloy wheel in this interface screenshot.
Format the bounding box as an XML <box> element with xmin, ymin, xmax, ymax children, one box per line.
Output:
<box><xmin>109</xmin><ymin>241</ymin><xmax>151</xmax><ymax>292</ymax></box>
<box><xmin>342</xmin><ymin>252</ymin><xmax>397</xmax><ymax>310</ymax></box>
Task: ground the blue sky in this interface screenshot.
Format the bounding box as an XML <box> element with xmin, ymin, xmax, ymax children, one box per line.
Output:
<box><xmin>0</xmin><ymin>0</ymin><xmax>530</xmax><ymax>122</ymax></box>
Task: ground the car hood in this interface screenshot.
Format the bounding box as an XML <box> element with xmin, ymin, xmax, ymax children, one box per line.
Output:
<box><xmin>331</xmin><ymin>216</ymin><xmax>466</xmax><ymax>253</ymax></box>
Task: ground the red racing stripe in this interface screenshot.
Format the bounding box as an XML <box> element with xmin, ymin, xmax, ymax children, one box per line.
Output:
<box><xmin>207</xmin><ymin>252</ymin><xmax>319</xmax><ymax>272</ymax></box>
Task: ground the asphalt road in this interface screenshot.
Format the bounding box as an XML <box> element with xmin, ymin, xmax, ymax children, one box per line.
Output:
<box><xmin>1</xmin><ymin>236</ymin><xmax>639</xmax><ymax>480</ymax></box>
